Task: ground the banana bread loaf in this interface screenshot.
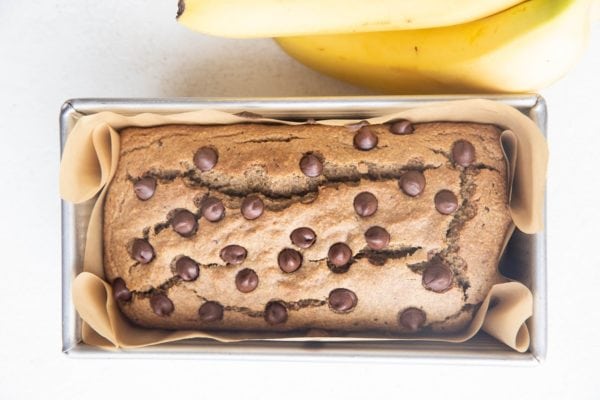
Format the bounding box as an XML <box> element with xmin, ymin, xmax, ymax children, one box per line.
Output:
<box><xmin>103</xmin><ymin>120</ymin><xmax>512</xmax><ymax>334</ymax></box>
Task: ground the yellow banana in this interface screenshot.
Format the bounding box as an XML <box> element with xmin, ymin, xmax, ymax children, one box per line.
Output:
<box><xmin>176</xmin><ymin>0</ymin><xmax>526</xmax><ymax>38</ymax></box>
<box><xmin>277</xmin><ymin>0</ymin><xmax>593</xmax><ymax>94</ymax></box>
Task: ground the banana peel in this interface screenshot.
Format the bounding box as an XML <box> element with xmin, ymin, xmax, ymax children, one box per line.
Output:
<box><xmin>176</xmin><ymin>0</ymin><xmax>526</xmax><ymax>38</ymax></box>
<box><xmin>276</xmin><ymin>0</ymin><xmax>594</xmax><ymax>93</ymax></box>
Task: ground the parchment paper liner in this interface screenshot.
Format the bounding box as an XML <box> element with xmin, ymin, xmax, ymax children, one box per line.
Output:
<box><xmin>60</xmin><ymin>99</ymin><xmax>547</xmax><ymax>352</ymax></box>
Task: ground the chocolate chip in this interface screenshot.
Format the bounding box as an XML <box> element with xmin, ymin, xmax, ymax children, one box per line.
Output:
<box><xmin>235</xmin><ymin>268</ymin><xmax>258</xmax><ymax>293</ymax></box>
<box><xmin>198</xmin><ymin>301</ymin><xmax>224</xmax><ymax>322</ymax></box>
<box><xmin>328</xmin><ymin>243</ymin><xmax>352</xmax><ymax>267</ymax></box>
<box><xmin>150</xmin><ymin>293</ymin><xmax>174</xmax><ymax>317</ymax></box>
<box><xmin>390</xmin><ymin>120</ymin><xmax>414</xmax><ymax>135</ymax></box>
<box><xmin>364</xmin><ymin>226</ymin><xmax>390</xmax><ymax>250</ymax></box>
<box><xmin>353</xmin><ymin>191</ymin><xmax>378</xmax><ymax>217</ymax></box>
<box><xmin>241</xmin><ymin>195</ymin><xmax>264</xmax><ymax>220</ymax></box>
<box><xmin>264</xmin><ymin>301</ymin><xmax>288</xmax><ymax>325</ymax></box>
<box><xmin>452</xmin><ymin>140</ymin><xmax>476</xmax><ymax>167</ymax></box>
<box><xmin>175</xmin><ymin>256</ymin><xmax>199</xmax><ymax>281</ymax></box>
<box><xmin>112</xmin><ymin>278</ymin><xmax>131</xmax><ymax>302</ymax></box>
<box><xmin>434</xmin><ymin>190</ymin><xmax>459</xmax><ymax>214</ymax></box>
<box><xmin>171</xmin><ymin>209</ymin><xmax>198</xmax><ymax>237</ymax></box>
<box><xmin>131</xmin><ymin>239</ymin><xmax>154</xmax><ymax>264</ymax></box>
<box><xmin>290</xmin><ymin>227</ymin><xmax>316</xmax><ymax>249</ymax></box>
<box><xmin>399</xmin><ymin>307</ymin><xmax>426</xmax><ymax>331</ymax></box>
<box><xmin>278</xmin><ymin>249</ymin><xmax>303</xmax><ymax>273</ymax></box>
<box><xmin>422</xmin><ymin>259</ymin><xmax>453</xmax><ymax>293</ymax></box>
<box><xmin>328</xmin><ymin>288</ymin><xmax>358</xmax><ymax>313</ymax></box>
<box><xmin>134</xmin><ymin>177</ymin><xmax>156</xmax><ymax>200</ymax></box>
<box><xmin>299</xmin><ymin>154</ymin><xmax>323</xmax><ymax>177</ymax></box>
<box><xmin>193</xmin><ymin>146</ymin><xmax>218</xmax><ymax>171</ymax></box>
<box><xmin>201</xmin><ymin>197</ymin><xmax>225</xmax><ymax>222</ymax></box>
<box><xmin>353</xmin><ymin>126</ymin><xmax>378</xmax><ymax>151</ymax></box>
<box><xmin>399</xmin><ymin>171</ymin><xmax>426</xmax><ymax>197</ymax></box>
<box><xmin>220</xmin><ymin>245</ymin><xmax>247</xmax><ymax>265</ymax></box>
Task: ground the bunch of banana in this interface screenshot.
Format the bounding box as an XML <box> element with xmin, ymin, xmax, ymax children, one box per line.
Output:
<box><xmin>177</xmin><ymin>0</ymin><xmax>598</xmax><ymax>93</ymax></box>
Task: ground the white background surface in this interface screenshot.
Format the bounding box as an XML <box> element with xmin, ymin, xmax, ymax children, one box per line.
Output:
<box><xmin>1</xmin><ymin>1</ymin><xmax>599</xmax><ymax>398</ymax></box>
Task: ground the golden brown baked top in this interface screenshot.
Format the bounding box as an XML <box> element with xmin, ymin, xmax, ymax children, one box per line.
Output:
<box><xmin>103</xmin><ymin>121</ymin><xmax>512</xmax><ymax>334</ymax></box>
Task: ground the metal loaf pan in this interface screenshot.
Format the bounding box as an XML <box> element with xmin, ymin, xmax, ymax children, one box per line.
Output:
<box><xmin>60</xmin><ymin>95</ymin><xmax>547</xmax><ymax>365</ymax></box>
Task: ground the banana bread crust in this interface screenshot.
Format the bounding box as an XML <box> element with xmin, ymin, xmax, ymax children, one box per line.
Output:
<box><xmin>103</xmin><ymin>122</ymin><xmax>511</xmax><ymax>334</ymax></box>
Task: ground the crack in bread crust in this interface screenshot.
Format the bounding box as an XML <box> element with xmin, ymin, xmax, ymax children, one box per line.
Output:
<box><xmin>187</xmin><ymin>287</ymin><xmax>327</xmax><ymax>318</ymax></box>
<box><xmin>126</xmin><ymin>163</ymin><xmax>452</xmax><ymax>200</ymax></box>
